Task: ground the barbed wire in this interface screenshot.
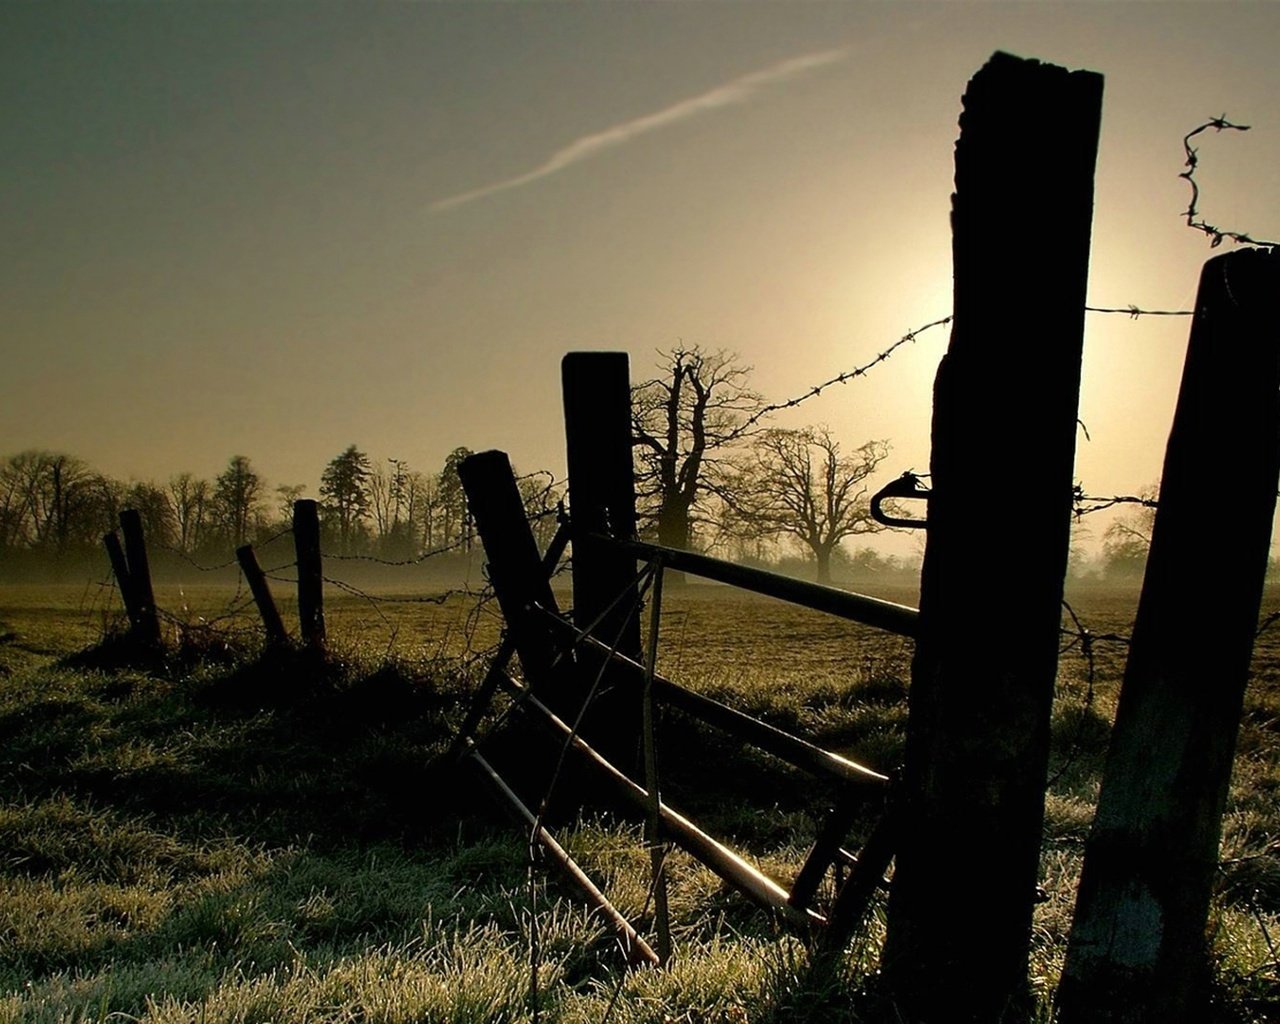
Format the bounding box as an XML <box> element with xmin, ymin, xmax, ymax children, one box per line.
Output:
<box><xmin>1085</xmin><ymin>305</ymin><xmax>1192</xmax><ymax>319</ymax></box>
<box><xmin>320</xmin><ymin>574</ymin><xmax>490</xmax><ymax>608</ymax></box>
<box><xmin>324</xmin><ymin>533</ymin><xmax>475</xmax><ymax>566</ymax></box>
<box><xmin>1181</xmin><ymin>116</ymin><xmax>1277</xmax><ymax>250</ymax></box>
<box><xmin>156</xmin><ymin>525</ymin><xmax>295</xmax><ymax>573</ymax></box>
<box><xmin>1072</xmin><ymin>489</ymin><xmax>1159</xmax><ymax>518</ymax></box>
<box><xmin>1048</xmin><ymin>601</ymin><xmax>1130</xmax><ymax>789</ymax></box>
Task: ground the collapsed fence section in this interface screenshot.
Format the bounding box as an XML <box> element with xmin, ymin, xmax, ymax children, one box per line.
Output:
<box><xmin>452</xmin><ymin>346</ymin><xmax>925</xmax><ymax>964</ymax></box>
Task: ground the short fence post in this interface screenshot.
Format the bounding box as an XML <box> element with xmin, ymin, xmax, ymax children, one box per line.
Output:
<box><xmin>119</xmin><ymin>509</ymin><xmax>161</xmax><ymax>645</ymax></box>
<box><xmin>881</xmin><ymin>51</ymin><xmax>1103</xmax><ymax>1021</ymax></box>
<box><xmin>236</xmin><ymin>544</ymin><xmax>289</xmax><ymax>647</ymax></box>
<box><xmin>458</xmin><ymin>450</ymin><xmax>560</xmax><ymax>684</ymax></box>
<box><xmin>103</xmin><ymin>531</ymin><xmax>142</xmax><ymax>630</ymax></box>
<box><xmin>561</xmin><ymin>352</ymin><xmax>643</xmax><ymax>661</ymax></box>
<box><xmin>1058</xmin><ymin>247</ymin><xmax>1280</xmax><ymax>1023</ymax></box>
<box><xmin>292</xmin><ymin>499</ymin><xmax>325</xmax><ymax>648</ymax></box>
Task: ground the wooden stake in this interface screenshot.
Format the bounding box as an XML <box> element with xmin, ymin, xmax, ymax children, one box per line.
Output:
<box><xmin>882</xmin><ymin>51</ymin><xmax>1103</xmax><ymax>1021</ymax></box>
<box><xmin>103</xmin><ymin>531</ymin><xmax>141</xmax><ymax>629</ymax></box>
<box><xmin>119</xmin><ymin>510</ymin><xmax>161</xmax><ymax>644</ymax></box>
<box><xmin>1058</xmin><ymin>247</ymin><xmax>1280</xmax><ymax>1023</ymax></box>
<box><xmin>561</xmin><ymin>352</ymin><xmax>642</xmax><ymax>660</ymax></box>
<box><xmin>457</xmin><ymin>450</ymin><xmax>560</xmax><ymax>685</ymax></box>
<box><xmin>292</xmin><ymin>499</ymin><xmax>325</xmax><ymax>648</ymax></box>
<box><xmin>236</xmin><ymin>544</ymin><xmax>288</xmax><ymax>646</ymax></box>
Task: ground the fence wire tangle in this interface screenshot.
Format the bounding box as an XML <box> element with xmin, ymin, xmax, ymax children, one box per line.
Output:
<box><xmin>1181</xmin><ymin>116</ymin><xmax>1277</xmax><ymax>250</ymax></box>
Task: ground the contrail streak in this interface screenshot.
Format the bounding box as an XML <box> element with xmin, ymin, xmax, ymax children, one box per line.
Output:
<box><xmin>430</xmin><ymin>48</ymin><xmax>848</xmax><ymax>212</ymax></box>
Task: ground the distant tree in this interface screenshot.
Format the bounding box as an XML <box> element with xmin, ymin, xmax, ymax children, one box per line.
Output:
<box><xmin>370</xmin><ymin>457</ymin><xmax>427</xmax><ymax>560</ymax></box>
<box><xmin>436</xmin><ymin>447</ymin><xmax>475</xmax><ymax>549</ymax></box>
<box><xmin>212</xmin><ymin>455</ymin><xmax>263</xmax><ymax>548</ymax></box>
<box><xmin>0</xmin><ymin>450</ymin><xmax>107</xmax><ymax>554</ymax></box>
<box><xmin>1102</xmin><ymin>484</ymin><xmax>1159</xmax><ymax>578</ymax></box>
<box><xmin>631</xmin><ymin>346</ymin><xmax>766</xmax><ymax>555</ymax></box>
<box><xmin>168</xmin><ymin>473</ymin><xmax>211</xmax><ymax>553</ymax></box>
<box><xmin>516</xmin><ymin>469</ymin><xmax>564</xmax><ymax>554</ymax></box>
<box><xmin>123</xmin><ymin>481</ymin><xmax>176</xmax><ymax>548</ymax></box>
<box><xmin>320</xmin><ymin>445</ymin><xmax>372</xmax><ymax>555</ymax></box>
<box><xmin>274</xmin><ymin>483</ymin><xmax>307</xmax><ymax>531</ymax></box>
<box><xmin>723</xmin><ymin>427</ymin><xmax>890</xmax><ymax>583</ymax></box>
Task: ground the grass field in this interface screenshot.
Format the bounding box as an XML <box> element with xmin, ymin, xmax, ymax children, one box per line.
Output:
<box><xmin>1</xmin><ymin>578</ymin><xmax>1278</xmax><ymax>1022</ymax></box>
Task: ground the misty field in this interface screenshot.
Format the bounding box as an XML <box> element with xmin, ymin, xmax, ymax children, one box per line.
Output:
<box><xmin>1</xmin><ymin>581</ymin><xmax>1279</xmax><ymax>1022</ymax></box>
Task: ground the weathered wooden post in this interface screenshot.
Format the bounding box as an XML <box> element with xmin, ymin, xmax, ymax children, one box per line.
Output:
<box><xmin>1057</xmin><ymin>247</ymin><xmax>1280</xmax><ymax>1024</ymax></box>
<box><xmin>119</xmin><ymin>509</ymin><xmax>162</xmax><ymax>645</ymax></box>
<box><xmin>102</xmin><ymin>531</ymin><xmax>142</xmax><ymax>630</ymax></box>
<box><xmin>292</xmin><ymin>499</ymin><xmax>325</xmax><ymax>648</ymax></box>
<box><xmin>457</xmin><ymin>450</ymin><xmax>562</xmax><ymax>685</ymax></box>
<box><xmin>236</xmin><ymin>544</ymin><xmax>289</xmax><ymax>647</ymax></box>
<box><xmin>561</xmin><ymin>352</ymin><xmax>643</xmax><ymax>661</ymax></box>
<box><xmin>881</xmin><ymin>52</ymin><xmax>1103</xmax><ymax>1022</ymax></box>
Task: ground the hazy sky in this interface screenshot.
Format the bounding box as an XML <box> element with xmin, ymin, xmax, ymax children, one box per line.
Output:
<box><xmin>4</xmin><ymin>2</ymin><xmax>1279</xmax><ymax>553</ymax></box>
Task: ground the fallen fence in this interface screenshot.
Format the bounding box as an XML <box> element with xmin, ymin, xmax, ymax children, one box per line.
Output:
<box><xmin>452</xmin><ymin>352</ymin><xmax>916</xmax><ymax>964</ymax></box>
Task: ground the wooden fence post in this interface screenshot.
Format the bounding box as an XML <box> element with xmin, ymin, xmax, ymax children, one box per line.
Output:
<box><xmin>292</xmin><ymin>499</ymin><xmax>325</xmax><ymax>648</ymax></box>
<box><xmin>881</xmin><ymin>52</ymin><xmax>1103</xmax><ymax>1022</ymax></box>
<box><xmin>1057</xmin><ymin>247</ymin><xmax>1280</xmax><ymax>1023</ymax></box>
<box><xmin>236</xmin><ymin>544</ymin><xmax>289</xmax><ymax>647</ymax></box>
<box><xmin>102</xmin><ymin>531</ymin><xmax>142</xmax><ymax>631</ymax></box>
<box><xmin>458</xmin><ymin>450</ymin><xmax>560</xmax><ymax>684</ymax></box>
<box><xmin>119</xmin><ymin>509</ymin><xmax>161</xmax><ymax>645</ymax></box>
<box><xmin>562</xmin><ymin>352</ymin><xmax>642</xmax><ymax>661</ymax></box>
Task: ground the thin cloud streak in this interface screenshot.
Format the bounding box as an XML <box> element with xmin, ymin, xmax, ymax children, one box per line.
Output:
<box><xmin>430</xmin><ymin>48</ymin><xmax>848</xmax><ymax>212</ymax></box>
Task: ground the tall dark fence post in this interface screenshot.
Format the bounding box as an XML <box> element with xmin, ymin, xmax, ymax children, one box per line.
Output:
<box><xmin>119</xmin><ymin>509</ymin><xmax>161</xmax><ymax>644</ymax></box>
<box><xmin>458</xmin><ymin>450</ymin><xmax>560</xmax><ymax>684</ymax></box>
<box><xmin>562</xmin><ymin>352</ymin><xmax>642</xmax><ymax>661</ymax></box>
<box><xmin>292</xmin><ymin>499</ymin><xmax>325</xmax><ymax>648</ymax></box>
<box><xmin>103</xmin><ymin>531</ymin><xmax>142</xmax><ymax>631</ymax></box>
<box><xmin>882</xmin><ymin>52</ymin><xmax>1103</xmax><ymax>1022</ymax></box>
<box><xmin>237</xmin><ymin>544</ymin><xmax>288</xmax><ymax>647</ymax></box>
<box><xmin>1058</xmin><ymin>247</ymin><xmax>1280</xmax><ymax>1023</ymax></box>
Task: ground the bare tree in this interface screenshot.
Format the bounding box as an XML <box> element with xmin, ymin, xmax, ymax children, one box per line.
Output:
<box><xmin>123</xmin><ymin>481</ymin><xmax>176</xmax><ymax>549</ymax></box>
<box><xmin>0</xmin><ymin>451</ymin><xmax>107</xmax><ymax>554</ymax></box>
<box><xmin>516</xmin><ymin>469</ymin><xmax>564</xmax><ymax>553</ymax></box>
<box><xmin>168</xmin><ymin>473</ymin><xmax>211</xmax><ymax>554</ymax></box>
<box><xmin>723</xmin><ymin>426</ymin><xmax>890</xmax><ymax>583</ymax></box>
<box><xmin>1102</xmin><ymin>483</ymin><xmax>1159</xmax><ymax>578</ymax></box>
<box><xmin>631</xmin><ymin>347</ymin><xmax>765</xmax><ymax>555</ymax></box>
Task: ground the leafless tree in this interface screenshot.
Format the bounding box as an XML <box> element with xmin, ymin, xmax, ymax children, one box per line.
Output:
<box><xmin>0</xmin><ymin>450</ymin><xmax>106</xmax><ymax>553</ymax></box>
<box><xmin>723</xmin><ymin>426</ymin><xmax>890</xmax><ymax>583</ymax></box>
<box><xmin>1102</xmin><ymin>483</ymin><xmax>1159</xmax><ymax>577</ymax></box>
<box><xmin>631</xmin><ymin>346</ymin><xmax>765</xmax><ymax>555</ymax></box>
<box><xmin>169</xmin><ymin>473</ymin><xmax>211</xmax><ymax>553</ymax></box>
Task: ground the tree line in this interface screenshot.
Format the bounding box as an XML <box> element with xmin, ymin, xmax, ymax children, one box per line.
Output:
<box><xmin>3</xmin><ymin>345</ymin><xmax>1170</xmax><ymax>585</ymax></box>
<box><xmin>0</xmin><ymin>445</ymin><xmax>562</xmax><ymax>578</ymax></box>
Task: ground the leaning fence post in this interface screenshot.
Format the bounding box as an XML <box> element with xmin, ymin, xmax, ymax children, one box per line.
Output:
<box><xmin>292</xmin><ymin>499</ymin><xmax>325</xmax><ymax>648</ymax></box>
<box><xmin>236</xmin><ymin>544</ymin><xmax>289</xmax><ymax>647</ymax></box>
<box><xmin>881</xmin><ymin>51</ymin><xmax>1103</xmax><ymax>1021</ymax></box>
<box><xmin>103</xmin><ymin>531</ymin><xmax>142</xmax><ymax>631</ymax></box>
<box><xmin>119</xmin><ymin>509</ymin><xmax>161</xmax><ymax>645</ymax></box>
<box><xmin>458</xmin><ymin>450</ymin><xmax>560</xmax><ymax>684</ymax></box>
<box><xmin>561</xmin><ymin>352</ymin><xmax>643</xmax><ymax>661</ymax></box>
<box><xmin>1057</xmin><ymin>247</ymin><xmax>1280</xmax><ymax>1023</ymax></box>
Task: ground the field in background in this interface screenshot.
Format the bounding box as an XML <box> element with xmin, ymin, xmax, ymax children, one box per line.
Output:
<box><xmin>1</xmin><ymin>579</ymin><xmax>1278</xmax><ymax>1022</ymax></box>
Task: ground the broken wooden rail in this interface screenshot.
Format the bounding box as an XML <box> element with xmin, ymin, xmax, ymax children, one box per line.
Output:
<box><xmin>577</xmin><ymin>533</ymin><xmax>919</xmax><ymax>638</ymax></box>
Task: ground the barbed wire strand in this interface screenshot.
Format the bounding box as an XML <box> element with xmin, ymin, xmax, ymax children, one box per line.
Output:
<box><xmin>1181</xmin><ymin>116</ymin><xmax>1277</xmax><ymax>250</ymax></box>
<box><xmin>1072</xmin><ymin>491</ymin><xmax>1160</xmax><ymax>519</ymax></box>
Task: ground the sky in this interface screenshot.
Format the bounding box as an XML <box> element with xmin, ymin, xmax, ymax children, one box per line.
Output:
<box><xmin>3</xmin><ymin>1</ymin><xmax>1279</xmax><ymax>556</ymax></box>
